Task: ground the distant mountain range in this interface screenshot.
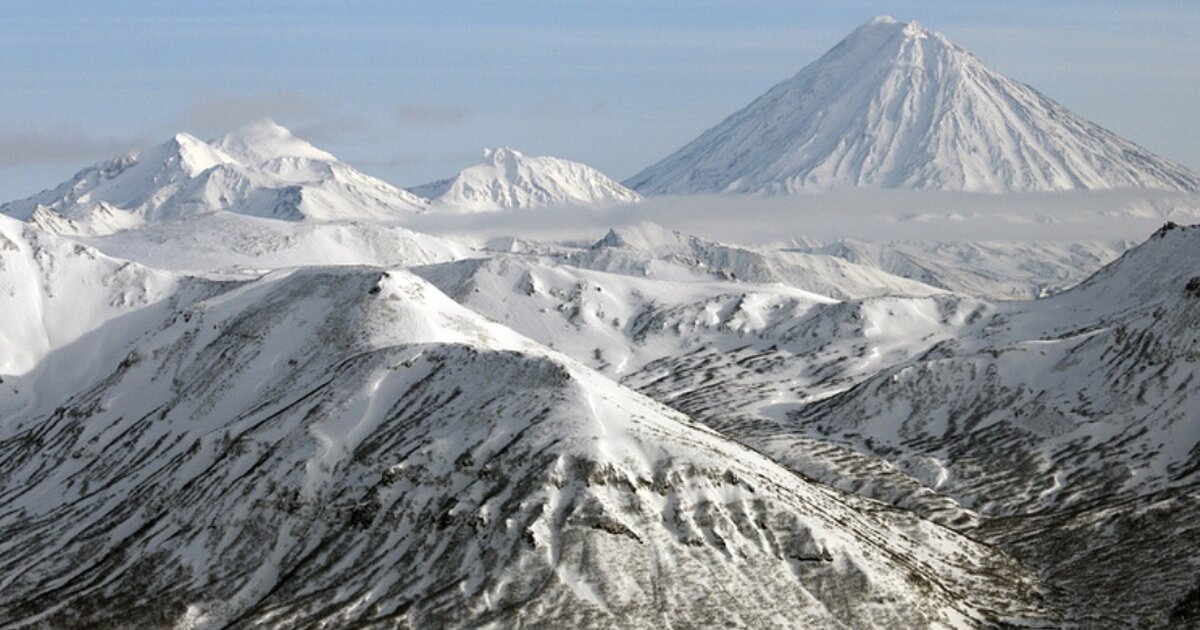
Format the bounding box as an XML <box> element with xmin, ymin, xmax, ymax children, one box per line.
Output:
<box><xmin>0</xmin><ymin>120</ymin><xmax>429</xmax><ymax>234</ymax></box>
<box><xmin>0</xmin><ymin>122</ymin><xmax>638</xmax><ymax>235</ymax></box>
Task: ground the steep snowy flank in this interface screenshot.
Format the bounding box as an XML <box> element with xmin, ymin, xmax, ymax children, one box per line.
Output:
<box><xmin>412</xmin><ymin>147</ymin><xmax>641</xmax><ymax>212</ymax></box>
<box><xmin>0</xmin><ymin>119</ymin><xmax>428</xmax><ymax>234</ymax></box>
<box><xmin>626</xmin><ymin>16</ymin><xmax>1200</xmax><ymax>194</ymax></box>
<box><xmin>796</xmin><ymin>223</ymin><xmax>1200</xmax><ymax>510</ymax></box>
<box><xmin>0</xmin><ymin>247</ymin><xmax>1051</xmax><ymax>627</ymax></box>
<box><xmin>789</xmin><ymin>223</ymin><xmax>1200</xmax><ymax>625</ymax></box>
<box><xmin>415</xmin><ymin>244</ymin><xmax>992</xmax><ymax>525</ymax></box>
<box><xmin>415</xmin><ymin>221</ymin><xmax>1200</xmax><ymax>626</ymax></box>
<box><xmin>0</xmin><ymin>214</ymin><xmax>180</xmax><ymax>380</ymax></box>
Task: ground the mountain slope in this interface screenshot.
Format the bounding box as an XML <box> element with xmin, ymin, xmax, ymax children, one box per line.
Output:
<box><xmin>417</xmin><ymin>221</ymin><xmax>1200</xmax><ymax>626</ymax></box>
<box><xmin>626</xmin><ymin>16</ymin><xmax>1200</xmax><ymax>194</ymax></box>
<box><xmin>0</xmin><ymin>214</ymin><xmax>180</xmax><ymax>383</ymax></box>
<box><xmin>412</xmin><ymin>147</ymin><xmax>641</xmax><ymax>211</ymax></box>
<box><xmin>414</xmin><ymin>243</ymin><xmax>995</xmax><ymax>525</ymax></box>
<box><xmin>795</xmin><ymin>223</ymin><xmax>1200</xmax><ymax>512</ymax></box>
<box><xmin>0</xmin><ymin>119</ymin><xmax>428</xmax><ymax>234</ymax></box>
<box><xmin>0</xmin><ymin>236</ymin><xmax>1052</xmax><ymax>628</ymax></box>
<box><xmin>788</xmin><ymin>223</ymin><xmax>1200</xmax><ymax>625</ymax></box>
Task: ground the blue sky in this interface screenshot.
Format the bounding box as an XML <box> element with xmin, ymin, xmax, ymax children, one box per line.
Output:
<box><xmin>1</xmin><ymin>1</ymin><xmax>1197</xmax><ymax>200</ymax></box>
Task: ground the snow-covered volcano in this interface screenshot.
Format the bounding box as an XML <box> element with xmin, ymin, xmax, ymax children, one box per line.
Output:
<box><xmin>626</xmin><ymin>16</ymin><xmax>1200</xmax><ymax>195</ymax></box>
<box><xmin>411</xmin><ymin>147</ymin><xmax>641</xmax><ymax>211</ymax></box>
<box><xmin>0</xmin><ymin>119</ymin><xmax>429</xmax><ymax>234</ymax></box>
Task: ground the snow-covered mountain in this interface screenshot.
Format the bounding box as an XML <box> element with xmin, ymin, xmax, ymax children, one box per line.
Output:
<box><xmin>414</xmin><ymin>219</ymin><xmax>1200</xmax><ymax>626</ymax></box>
<box><xmin>0</xmin><ymin>220</ymin><xmax>1053</xmax><ymax>628</ymax></box>
<box><xmin>0</xmin><ymin>119</ymin><xmax>428</xmax><ymax>234</ymax></box>
<box><xmin>411</xmin><ymin>147</ymin><xmax>641</xmax><ymax>211</ymax></box>
<box><xmin>626</xmin><ymin>16</ymin><xmax>1200</xmax><ymax>194</ymax></box>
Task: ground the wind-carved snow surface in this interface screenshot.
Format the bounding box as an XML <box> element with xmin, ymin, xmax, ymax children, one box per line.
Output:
<box><xmin>626</xmin><ymin>16</ymin><xmax>1200</xmax><ymax>194</ymax></box>
<box><xmin>0</xmin><ymin>227</ymin><xmax>1052</xmax><ymax>628</ymax></box>
<box><xmin>0</xmin><ymin>119</ymin><xmax>430</xmax><ymax>234</ymax></box>
<box><xmin>416</xmin><ymin>220</ymin><xmax>1200</xmax><ymax>627</ymax></box>
<box><xmin>786</xmin><ymin>224</ymin><xmax>1200</xmax><ymax>625</ymax></box>
<box><xmin>411</xmin><ymin>147</ymin><xmax>642</xmax><ymax>212</ymax></box>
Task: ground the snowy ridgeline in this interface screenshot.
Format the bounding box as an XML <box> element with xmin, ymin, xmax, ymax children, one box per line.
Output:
<box><xmin>0</xmin><ymin>122</ymin><xmax>641</xmax><ymax>236</ymax></box>
<box><xmin>2</xmin><ymin>207</ymin><xmax>1199</xmax><ymax>627</ymax></box>
<box><xmin>1</xmin><ymin>13</ymin><xmax>1200</xmax><ymax>630</ymax></box>
<box><xmin>0</xmin><ymin>214</ymin><xmax>1053</xmax><ymax>628</ymax></box>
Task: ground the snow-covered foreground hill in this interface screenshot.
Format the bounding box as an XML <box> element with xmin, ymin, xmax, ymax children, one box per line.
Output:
<box><xmin>1</xmin><ymin>196</ymin><xmax>1197</xmax><ymax>626</ymax></box>
<box><xmin>792</xmin><ymin>224</ymin><xmax>1200</xmax><ymax>625</ymax></box>
<box><xmin>411</xmin><ymin>220</ymin><xmax>1200</xmax><ymax>627</ymax></box>
<box><xmin>0</xmin><ymin>216</ymin><xmax>1053</xmax><ymax>628</ymax></box>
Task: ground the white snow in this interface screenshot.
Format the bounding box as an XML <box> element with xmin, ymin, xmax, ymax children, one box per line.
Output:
<box><xmin>411</xmin><ymin>147</ymin><xmax>642</xmax><ymax>212</ymax></box>
<box><xmin>0</xmin><ymin>18</ymin><xmax>1196</xmax><ymax>626</ymax></box>
<box><xmin>626</xmin><ymin>17</ymin><xmax>1200</xmax><ymax>195</ymax></box>
<box><xmin>0</xmin><ymin>119</ymin><xmax>429</xmax><ymax>234</ymax></box>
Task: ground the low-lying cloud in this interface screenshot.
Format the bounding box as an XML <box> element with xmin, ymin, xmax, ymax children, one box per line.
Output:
<box><xmin>402</xmin><ymin>189</ymin><xmax>1199</xmax><ymax>246</ymax></box>
<box><xmin>0</xmin><ymin>130</ymin><xmax>142</xmax><ymax>167</ymax></box>
<box><xmin>394</xmin><ymin>103</ymin><xmax>473</xmax><ymax>126</ymax></box>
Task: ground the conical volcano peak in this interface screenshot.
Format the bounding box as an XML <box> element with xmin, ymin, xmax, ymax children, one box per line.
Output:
<box><xmin>902</xmin><ymin>19</ymin><xmax>929</xmax><ymax>38</ymax></box>
<box><xmin>848</xmin><ymin>15</ymin><xmax>926</xmax><ymax>37</ymax></box>
<box><xmin>627</xmin><ymin>18</ymin><xmax>1200</xmax><ymax>194</ymax></box>
<box><xmin>213</xmin><ymin>117</ymin><xmax>336</xmax><ymax>164</ymax></box>
<box><xmin>837</xmin><ymin>16</ymin><xmax>948</xmax><ymax>61</ymax></box>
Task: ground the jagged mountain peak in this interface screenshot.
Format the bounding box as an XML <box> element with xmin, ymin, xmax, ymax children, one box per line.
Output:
<box><xmin>160</xmin><ymin>131</ymin><xmax>240</xmax><ymax>176</ymax></box>
<box><xmin>482</xmin><ymin>146</ymin><xmax>521</xmax><ymax>164</ymax></box>
<box><xmin>626</xmin><ymin>18</ymin><xmax>1200</xmax><ymax>194</ymax></box>
<box><xmin>211</xmin><ymin>117</ymin><xmax>336</xmax><ymax>164</ymax></box>
<box><xmin>411</xmin><ymin>147</ymin><xmax>641</xmax><ymax>212</ymax></box>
